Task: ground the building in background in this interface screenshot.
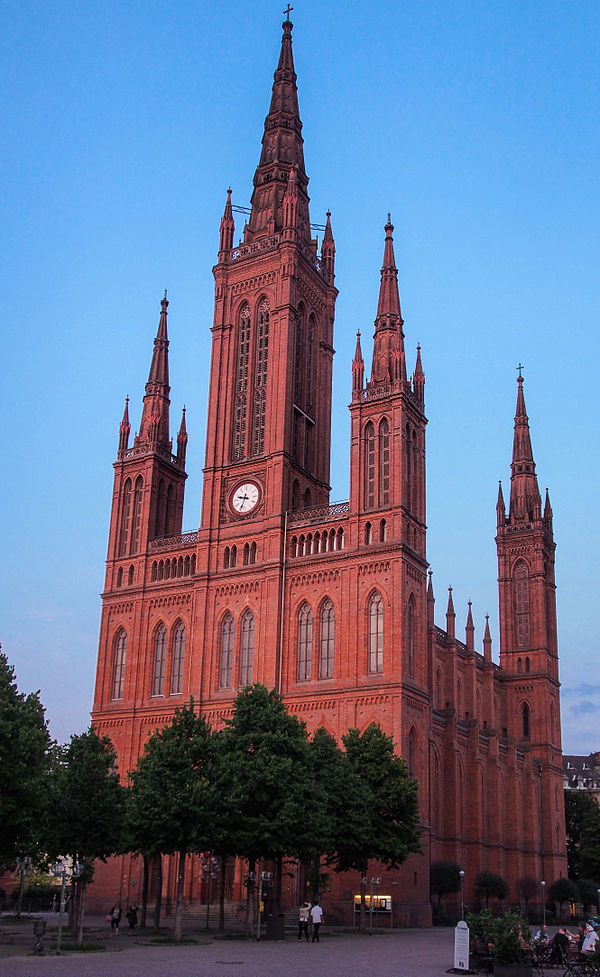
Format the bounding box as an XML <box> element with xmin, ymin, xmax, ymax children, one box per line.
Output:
<box><xmin>90</xmin><ymin>16</ymin><xmax>567</xmax><ymax>923</ymax></box>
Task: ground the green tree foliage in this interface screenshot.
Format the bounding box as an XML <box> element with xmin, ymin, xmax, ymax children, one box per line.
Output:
<box><xmin>0</xmin><ymin>650</ymin><xmax>52</xmax><ymax>869</ymax></box>
<box><xmin>220</xmin><ymin>684</ymin><xmax>318</xmax><ymax>936</ymax></box>
<box><xmin>565</xmin><ymin>789</ymin><xmax>600</xmax><ymax>880</ymax></box>
<box><xmin>128</xmin><ymin>701</ymin><xmax>215</xmax><ymax>941</ymax></box>
<box><xmin>430</xmin><ymin>860</ymin><xmax>462</xmax><ymax>907</ymax></box>
<box><xmin>549</xmin><ymin>876</ymin><xmax>579</xmax><ymax>917</ymax></box>
<box><xmin>47</xmin><ymin>728</ymin><xmax>125</xmax><ymax>943</ymax></box>
<box><xmin>475</xmin><ymin>870</ymin><xmax>509</xmax><ymax>908</ymax></box>
<box><xmin>576</xmin><ymin>878</ymin><xmax>600</xmax><ymax>913</ymax></box>
<box><xmin>331</xmin><ymin>724</ymin><xmax>421</xmax><ymax>928</ymax></box>
<box><xmin>517</xmin><ymin>875</ymin><xmax>538</xmax><ymax>914</ymax></box>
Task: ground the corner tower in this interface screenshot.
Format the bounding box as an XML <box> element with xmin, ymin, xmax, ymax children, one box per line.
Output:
<box><xmin>200</xmin><ymin>15</ymin><xmax>338</xmax><ymax>559</ymax></box>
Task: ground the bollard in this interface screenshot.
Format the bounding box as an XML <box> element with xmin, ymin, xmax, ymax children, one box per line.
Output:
<box><xmin>33</xmin><ymin>918</ymin><xmax>47</xmax><ymax>954</ymax></box>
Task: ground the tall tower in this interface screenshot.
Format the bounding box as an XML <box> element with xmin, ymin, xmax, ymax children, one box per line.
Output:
<box><xmin>200</xmin><ymin>15</ymin><xmax>338</xmax><ymax>556</ymax></box>
<box><xmin>496</xmin><ymin>374</ymin><xmax>565</xmax><ymax>880</ymax></box>
<box><xmin>105</xmin><ymin>293</ymin><xmax>188</xmax><ymax>592</ymax></box>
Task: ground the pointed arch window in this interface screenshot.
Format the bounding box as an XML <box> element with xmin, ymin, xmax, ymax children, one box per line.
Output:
<box><xmin>306</xmin><ymin>314</ymin><xmax>315</xmax><ymax>410</ymax></box>
<box><xmin>294</xmin><ymin>305</ymin><xmax>305</xmax><ymax>405</ymax></box>
<box><xmin>171</xmin><ymin>621</ymin><xmax>185</xmax><ymax>695</ymax></box>
<box><xmin>233</xmin><ymin>304</ymin><xmax>251</xmax><ymax>461</ymax></box>
<box><xmin>112</xmin><ymin>629</ymin><xmax>127</xmax><ymax>700</ymax></box>
<box><xmin>379</xmin><ymin>417</ymin><xmax>390</xmax><ymax>507</ymax></box>
<box><xmin>364</xmin><ymin>422</ymin><xmax>375</xmax><ymax>510</ymax></box>
<box><xmin>116</xmin><ymin>566</ymin><xmax>123</xmax><ymax>588</ymax></box>
<box><xmin>152</xmin><ymin>624</ymin><xmax>167</xmax><ymax>696</ymax></box>
<box><xmin>119</xmin><ymin>479</ymin><xmax>132</xmax><ymax>557</ymax></box>
<box><xmin>240</xmin><ymin>611</ymin><xmax>254</xmax><ymax>686</ymax></box>
<box><xmin>155</xmin><ymin>479</ymin><xmax>166</xmax><ymax>538</ymax></box>
<box><xmin>514</xmin><ymin>560</ymin><xmax>530</xmax><ymax>648</ymax></box>
<box><xmin>252</xmin><ymin>298</ymin><xmax>269</xmax><ymax>457</ymax></box>
<box><xmin>408</xmin><ymin>728</ymin><xmax>416</xmax><ymax>777</ymax></box>
<box><xmin>368</xmin><ymin>592</ymin><xmax>384</xmax><ymax>672</ymax></box>
<box><xmin>320</xmin><ymin>599</ymin><xmax>334</xmax><ymax>678</ymax></box>
<box><xmin>406</xmin><ymin>595</ymin><xmax>415</xmax><ymax>677</ymax></box>
<box><xmin>130</xmin><ymin>476</ymin><xmax>143</xmax><ymax>554</ymax></box>
<box><xmin>291</xmin><ymin>479</ymin><xmax>299</xmax><ymax>511</ymax></box>
<box><xmin>220</xmin><ymin>614</ymin><xmax>234</xmax><ymax>688</ymax></box>
<box><xmin>522</xmin><ymin>702</ymin><xmax>530</xmax><ymax>739</ymax></box>
<box><xmin>405</xmin><ymin>424</ymin><xmax>413</xmax><ymax>512</ymax></box>
<box><xmin>298</xmin><ymin>603</ymin><xmax>312</xmax><ymax>681</ymax></box>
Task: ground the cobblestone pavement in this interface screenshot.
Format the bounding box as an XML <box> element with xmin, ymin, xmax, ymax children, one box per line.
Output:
<box><xmin>0</xmin><ymin>915</ymin><xmax>456</xmax><ymax>977</ymax></box>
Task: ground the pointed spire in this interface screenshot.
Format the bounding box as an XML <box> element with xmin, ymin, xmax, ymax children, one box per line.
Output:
<box><xmin>509</xmin><ymin>375</ymin><xmax>541</xmax><ymax>522</ymax></box>
<box><xmin>427</xmin><ymin>571</ymin><xmax>435</xmax><ymax>627</ymax></box>
<box><xmin>465</xmin><ymin>600</ymin><xmax>475</xmax><ymax>651</ymax></box>
<box><xmin>177</xmin><ymin>406</ymin><xmax>188</xmax><ymax>465</ymax></box>
<box><xmin>321</xmin><ymin>210</ymin><xmax>336</xmax><ymax>285</ymax></box>
<box><xmin>371</xmin><ymin>216</ymin><xmax>405</xmax><ymax>383</ymax></box>
<box><xmin>496</xmin><ymin>480</ymin><xmax>506</xmax><ymax>529</ymax></box>
<box><xmin>218</xmin><ymin>187</ymin><xmax>235</xmax><ymax>259</ymax></box>
<box><xmin>282</xmin><ymin>164</ymin><xmax>299</xmax><ymax>237</ymax></box>
<box><xmin>118</xmin><ymin>396</ymin><xmax>130</xmax><ymax>456</ymax></box>
<box><xmin>137</xmin><ymin>292</ymin><xmax>171</xmax><ymax>448</ymax></box>
<box><xmin>247</xmin><ymin>17</ymin><xmax>310</xmax><ymax>242</ymax></box>
<box><xmin>413</xmin><ymin>343</ymin><xmax>425</xmax><ymax>403</ymax></box>
<box><xmin>446</xmin><ymin>586</ymin><xmax>456</xmax><ymax>640</ymax></box>
<box><xmin>352</xmin><ymin>330</ymin><xmax>364</xmax><ymax>395</ymax></box>
<box><xmin>483</xmin><ymin>614</ymin><xmax>492</xmax><ymax>661</ymax></box>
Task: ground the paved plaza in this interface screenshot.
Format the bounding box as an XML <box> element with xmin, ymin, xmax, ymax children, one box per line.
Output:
<box><xmin>0</xmin><ymin>915</ymin><xmax>456</xmax><ymax>977</ymax></box>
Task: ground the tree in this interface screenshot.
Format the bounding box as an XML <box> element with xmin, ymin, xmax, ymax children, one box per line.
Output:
<box><xmin>128</xmin><ymin>701</ymin><xmax>215</xmax><ymax>941</ymax></box>
<box><xmin>330</xmin><ymin>724</ymin><xmax>422</xmax><ymax>929</ymax></box>
<box><xmin>576</xmin><ymin>878</ymin><xmax>600</xmax><ymax>914</ymax></box>
<box><xmin>565</xmin><ymin>789</ymin><xmax>600</xmax><ymax>880</ymax></box>
<box><xmin>475</xmin><ymin>870</ymin><xmax>508</xmax><ymax>908</ymax></box>
<box><xmin>0</xmin><ymin>650</ymin><xmax>52</xmax><ymax>869</ymax></box>
<box><xmin>220</xmin><ymin>684</ymin><xmax>317</xmax><ymax>937</ymax></box>
<box><xmin>549</xmin><ymin>876</ymin><xmax>579</xmax><ymax>919</ymax></box>
<box><xmin>430</xmin><ymin>861</ymin><xmax>462</xmax><ymax>910</ymax></box>
<box><xmin>517</xmin><ymin>876</ymin><xmax>538</xmax><ymax>916</ymax></box>
<box><xmin>46</xmin><ymin>728</ymin><xmax>125</xmax><ymax>944</ymax></box>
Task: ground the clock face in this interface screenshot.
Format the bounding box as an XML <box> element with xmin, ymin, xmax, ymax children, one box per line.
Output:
<box><xmin>230</xmin><ymin>480</ymin><xmax>261</xmax><ymax>515</ymax></box>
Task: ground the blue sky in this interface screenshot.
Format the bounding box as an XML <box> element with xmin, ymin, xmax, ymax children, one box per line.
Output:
<box><xmin>1</xmin><ymin>0</ymin><xmax>598</xmax><ymax>754</ymax></box>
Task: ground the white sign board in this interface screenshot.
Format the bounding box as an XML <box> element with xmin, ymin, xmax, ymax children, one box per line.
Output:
<box><xmin>454</xmin><ymin>920</ymin><xmax>470</xmax><ymax>971</ymax></box>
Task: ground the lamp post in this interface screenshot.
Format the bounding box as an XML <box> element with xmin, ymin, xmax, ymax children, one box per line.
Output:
<box><xmin>459</xmin><ymin>870</ymin><xmax>465</xmax><ymax>921</ymax></box>
<box><xmin>15</xmin><ymin>856</ymin><xmax>32</xmax><ymax>918</ymax></box>
<box><xmin>369</xmin><ymin>877</ymin><xmax>381</xmax><ymax>934</ymax></box>
<box><xmin>597</xmin><ymin>889</ymin><xmax>600</xmax><ymax>915</ymax></box>
<box><xmin>52</xmin><ymin>859</ymin><xmax>82</xmax><ymax>954</ymax></box>
<box><xmin>541</xmin><ymin>880</ymin><xmax>546</xmax><ymax>930</ymax></box>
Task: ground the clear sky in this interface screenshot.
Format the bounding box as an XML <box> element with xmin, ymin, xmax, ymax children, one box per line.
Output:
<box><xmin>1</xmin><ymin>0</ymin><xmax>598</xmax><ymax>755</ymax></box>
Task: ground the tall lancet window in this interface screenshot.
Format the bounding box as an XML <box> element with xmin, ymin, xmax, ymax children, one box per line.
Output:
<box><xmin>220</xmin><ymin>614</ymin><xmax>234</xmax><ymax>688</ymax></box>
<box><xmin>130</xmin><ymin>476</ymin><xmax>143</xmax><ymax>554</ymax></box>
<box><xmin>297</xmin><ymin>603</ymin><xmax>312</xmax><ymax>681</ymax></box>
<box><xmin>364</xmin><ymin>422</ymin><xmax>375</xmax><ymax>510</ymax></box>
<box><xmin>171</xmin><ymin>621</ymin><xmax>185</xmax><ymax>695</ymax></box>
<box><xmin>252</xmin><ymin>298</ymin><xmax>269</xmax><ymax>456</ymax></box>
<box><xmin>320</xmin><ymin>599</ymin><xmax>335</xmax><ymax>678</ymax></box>
<box><xmin>152</xmin><ymin>624</ymin><xmax>167</xmax><ymax>696</ymax></box>
<box><xmin>514</xmin><ymin>560</ymin><xmax>530</xmax><ymax>648</ymax></box>
<box><xmin>368</xmin><ymin>592</ymin><xmax>384</xmax><ymax>672</ymax></box>
<box><xmin>119</xmin><ymin>479</ymin><xmax>132</xmax><ymax>557</ymax></box>
<box><xmin>240</xmin><ymin>611</ymin><xmax>254</xmax><ymax>686</ymax></box>
<box><xmin>379</xmin><ymin>418</ymin><xmax>390</xmax><ymax>507</ymax></box>
<box><xmin>112</xmin><ymin>629</ymin><xmax>127</xmax><ymax>700</ymax></box>
<box><xmin>294</xmin><ymin>306</ymin><xmax>305</xmax><ymax>405</ymax></box>
<box><xmin>307</xmin><ymin>314</ymin><xmax>315</xmax><ymax>410</ymax></box>
<box><xmin>233</xmin><ymin>305</ymin><xmax>251</xmax><ymax>461</ymax></box>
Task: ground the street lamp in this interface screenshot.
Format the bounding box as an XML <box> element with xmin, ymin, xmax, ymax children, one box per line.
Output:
<box><xmin>15</xmin><ymin>856</ymin><xmax>33</xmax><ymax>918</ymax></box>
<box><xmin>52</xmin><ymin>859</ymin><xmax>83</xmax><ymax>954</ymax></box>
<box><xmin>369</xmin><ymin>877</ymin><xmax>381</xmax><ymax>934</ymax></box>
<box><xmin>541</xmin><ymin>880</ymin><xmax>546</xmax><ymax>930</ymax></box>
<box><xmin>459</xmin><ymin>870</ymin><xmax>465</xmax><ymax>921</ymax></box>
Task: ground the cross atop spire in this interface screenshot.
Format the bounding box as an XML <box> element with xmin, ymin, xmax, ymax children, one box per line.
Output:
<box><xmin>283</xmin><ymin>3</ymin><xmax>293</xmax><ymax>21</ymax></box>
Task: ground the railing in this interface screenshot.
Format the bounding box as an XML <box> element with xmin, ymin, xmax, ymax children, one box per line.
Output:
<box><xmin>149</xmin><ymin>531</ymin><xmax>198</xmax><ymax>553</ymax></box>
<box><xmin>231</xmin><ymin>234</ymin><xmax>280</xmax><ymax>261</ymax></box>
<box><xmin>121</xmin><ymin>443</ymin><xmax>180</xmax><ymax>465</ymax></box>
<box><xmin>287</xmin><ymin>501</ymin><xmax>349</xmax><ymax>526</ymax></box>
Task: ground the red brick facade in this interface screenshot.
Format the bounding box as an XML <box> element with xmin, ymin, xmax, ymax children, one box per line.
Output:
<box><xmin>90</xmin><ymin>18</ymin><xmax>567</xmax><ymax>924</ymax></box>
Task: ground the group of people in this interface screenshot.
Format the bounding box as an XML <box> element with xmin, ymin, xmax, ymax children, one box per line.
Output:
<box><xmin>107</xmin><ymin>903</ymin><xmax>138</xmax><ymax>936</ymax></box>
<box><xmin>534</xmin><ymin>919</ymin><xmax>599</xmax><ymax>963</ymax></box>
<box><xmin>298</xmin><ymin>900</ymin><xmax>324</xmax><ymax>942</ymax></box>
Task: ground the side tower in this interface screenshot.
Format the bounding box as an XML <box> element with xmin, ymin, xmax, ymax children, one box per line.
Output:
<box><xmin>199</xmin><ymin>15</ymin><xmax>337</xmax><ymax>554</ymax></box>
<box><xmin>496</xmin><ymin>374</ymin><xmax>566</xmax><ymax>880</ymax></box>
<box><xmin>349</xmin><ymin>217</ymin><xmax>428</xmax><ymax>685</ymax></box>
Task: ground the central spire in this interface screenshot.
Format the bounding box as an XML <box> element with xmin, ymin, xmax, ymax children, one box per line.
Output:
<box><xmin>508</xmin><ymin>375</ymin><xmax>541</xmax><ymax>522</ymax></box>
<box><xmin>370</xmin><ymin>217</ymin><xmax>406</xmax><ymax>383</ymax></box>
<box><xmin>136</xmin><ymin>292</ymin><xmax>171</xmax><ymax>448</ymax></box>
<box><xmin>246</xmin><ymin>17</ymin><xmax>311</xmax><ymax>243</ymax></box>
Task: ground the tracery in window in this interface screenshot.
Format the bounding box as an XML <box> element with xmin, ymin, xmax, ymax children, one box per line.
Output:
<box><xmin>119</xmin><ymin>479</ymin><xmax>132</xmax><ymax>557</ymax></box>
<box><xmin>514</xmin><ymin>560</ymin><xmax>530</xmax><ymax>648</ymax></box>
<box><xmin>233</xmin><ymin>304</ymin><xmax>251</xmax><ymax>461</ymax></box>
<box><xmin>298</xmin><ymin>603</ymin><xmax>312</xmax><ymax>681</ymax></box>
<box><xmin>112</xmin><ymin>629</ymin><xmax>127</xmax><ymax>700</ymax></box>
<box><xmin>320</xmin><ymin>599</ymin><xmax>334</xmax><ymax>678</ymax></box>
<box><xmin>240</xmin><ymin>611</ymin><xmax>254</xmax><ymax>686</ymax></box>
<box><xmin>406</xmin><ymin>595</ymin><xmax>415</xmax><ymax>677</ymax></box>
<box><xmin>368</xmin><ymin>592</ymin><xmax>383</xmax><ymax>673</ymax></box>
<box><xmin>152</xmin><ymin>624</ymin><xmax>167</xmax><ymax>696</ymax></box>
<box><xmin>252</xmin><ymin>298</ymin><xmax>269</xmax><ymax>456</ymax></box>
<box><xmin>220</xmin><ymin>614</ymin><xmax>234</xmax><ymax>688</ymax></box>
<box><xmin>364</xmin><ymin>422</ymin><xmax>375</xmax><ymax>510</ymax></box>
<box><xmin>171</xmin><ymin>621</ymin><xmax>185</xmax><ymax>695</ymax></box>
<box><xmin>379</xmin><ymin>417</ymin><xmax>390</xmax><ymax>506</ymax></box>
<box><xmin>130</xmin><ymin>476</ymin><xmax>143</xmax><ymax>554</ymax></box>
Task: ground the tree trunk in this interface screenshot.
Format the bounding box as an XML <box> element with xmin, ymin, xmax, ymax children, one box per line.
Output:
<box><xmin>274</xmin><ymin>855</ymin><xmax>283</xmax><ymax>915</ymax></box>
<box><xmin>359</xmin><ymin>862</ymin><xmax>368</xmax><ymax>931</ymax></box>
<box><xmin>140</xmin><ymin>855</ymin><xmax>149</xmax><ymax>929</ymax></box>
<box><xmin>173</xmin><ymin>849</ymin><xmax>186</xmax><ymax>942</ymax></box>
<box><xmin>76</xmin><ymin>882</ymin><xmax>86</xmax><ymax>946</ymax></box>
<box><xmin>218</xmin><ymin>856</ymin><xmax>226</xmax><ymax>931</ymax></box>
<box><xmin>152</xmin><ymin>853</ymin><xmax>163</xmax><ymax>934</ymax></box>
<box><xmin>245</xmin><ymin>859</ymin><xmax>256</xmax><ymax>939</ymax></box>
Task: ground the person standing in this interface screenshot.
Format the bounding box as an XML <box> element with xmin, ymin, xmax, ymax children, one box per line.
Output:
<box><xmin>110</xmin><ymin>904</ymin><xmax>122</xmax><ymax>936</ymax></box>
<box><xmin>298</xmin><ymin>901</ymin><xmax>310</xmax><ymax>941</ymax></box>
<box><xmin>310</xmin><ymin>900</ymin><xmax>323</xmax><ymax>943</ymax></box>
<box><xmin>125</xmin><ymin>904</ymin><xmax>138</xmax><ymax>936</ymax></box>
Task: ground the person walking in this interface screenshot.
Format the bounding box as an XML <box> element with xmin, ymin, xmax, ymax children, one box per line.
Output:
<box><xmin>125</xmin><ymin>904</ymin><xmax>138</xmax><ymax>935</ymax></box>
<box><xmin>310</xmin><ymin>900</ymin><xmax>323</xmax><ymax>942</ymax></box>
<box><xmin>298</xmin><ymin>901</ymin><xmax>310</xmax><ymax>941</ymax></box>
<box><xmin>109</xmin><ymin>903</ymin><xmax>122</xmax><ymax>936</ymax></box>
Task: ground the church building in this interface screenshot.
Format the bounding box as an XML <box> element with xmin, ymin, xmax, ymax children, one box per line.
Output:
<box><xmin>90</xmin><ymin>16</ymin><xmax>567</xmax><ymax>924</ymax></box>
